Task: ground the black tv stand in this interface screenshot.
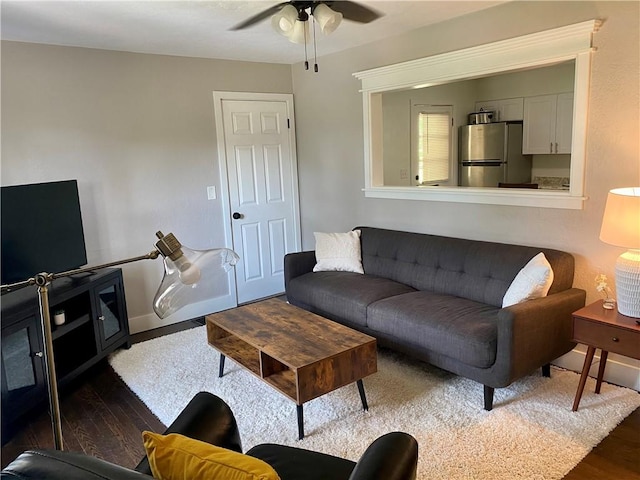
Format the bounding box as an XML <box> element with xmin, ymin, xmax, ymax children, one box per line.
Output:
<box><xmin>68</xmin><ymin>270</ymin><xmax>97</xmax><ymax>282</ymax></box>
<box><xmin>0</xmin><ymin>284</ymin><xmax>30</xmax><ymax>296</ymax></box>
<box><xmin>0</xmin><ymin>269</ymin><xmax>97</xmax><ymax>294</ymax></box>
<box><xmin>0</xmin><ymin>268</ymin><xmax>130</xmax><ymax>442</ymax></box>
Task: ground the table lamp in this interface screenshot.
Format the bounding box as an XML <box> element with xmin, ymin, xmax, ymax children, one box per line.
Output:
<box><xmin>0</xmin><ymin>231</ymin><xmax>239</xmax><ymax>450</ymax></box>
<box><xmin>599</xmin><ymin>187</ymin><xmax>640</xmax><ymax>317</ymax></box>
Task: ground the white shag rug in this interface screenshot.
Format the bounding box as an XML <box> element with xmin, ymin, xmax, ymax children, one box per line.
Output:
<box><xmin>109</xmin><ymin>325</ymin><xmax>640</xmax><ymax>479</ymax></box>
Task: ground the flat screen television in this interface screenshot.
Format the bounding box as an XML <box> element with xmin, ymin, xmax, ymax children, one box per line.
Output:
<box><xmin>1</xmin><ymin>180</ymin><xmax>88</xmax><ymax>285</ymax></box>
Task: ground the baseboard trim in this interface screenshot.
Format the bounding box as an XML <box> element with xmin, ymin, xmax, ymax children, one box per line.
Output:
<box><xmin>553</xmin><ymin>347</ymin><xmax>640</xmax><ymax>391</ymax></box>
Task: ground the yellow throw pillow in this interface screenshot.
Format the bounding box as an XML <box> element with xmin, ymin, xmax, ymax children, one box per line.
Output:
<box><xmin>142</xmin><ymin>431</ymin><xmax>280</xmax><ymax>480</ymax></box>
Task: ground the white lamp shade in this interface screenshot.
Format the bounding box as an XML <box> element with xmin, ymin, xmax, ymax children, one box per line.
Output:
<box><xmin>153</xmin><ymin>246</ymin><xmax>239</xmax><ymax>319</ymax></box>
<box><xmin>288</xmin><ymin>20</ymin><xmax>310</xmax><ymax>44</ymax></box>
<box><xmin>600</xmin><ymin>187</ymin><xmax>640</xmax><ymax>248</ymax></box>
<box><xmin>272</xmin><ymin>4</ymin><xmax>298</xmax><ymax>37</ymax></box>
<box><xmin>313</xmin><ymin>3</ymin><xmax>343</xmax><ymax>35</ymax></box>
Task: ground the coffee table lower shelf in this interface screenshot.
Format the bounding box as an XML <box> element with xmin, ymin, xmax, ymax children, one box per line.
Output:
<box><xmin>216</xmin><ymin>350</ymin><xmax>368</xmax><ymax>440</ymax></box>
<box><xmin>210</xmin><ymin>327</ymin><xmax>301</xmax><ymax>400</ymax></box>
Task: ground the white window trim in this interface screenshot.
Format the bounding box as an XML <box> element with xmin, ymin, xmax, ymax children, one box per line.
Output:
<box><xmin>354</xmin><ymin>20</ymin><xmax>601</xmax><ymax>210</ymax></box>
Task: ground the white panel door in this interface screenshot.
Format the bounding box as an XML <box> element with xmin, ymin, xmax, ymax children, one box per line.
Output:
<box><xmin>220</xmin><ymin>98</ymin><xmax>299</xmax><ymax>304</ymax></box>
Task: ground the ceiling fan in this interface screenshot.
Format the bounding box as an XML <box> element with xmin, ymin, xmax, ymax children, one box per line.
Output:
<box><xmin>232</xmin><ymin>1</ymin><xmax>383</xmax><ymax>72</ymax></box>
<box><xmin>231</xmin><ymin>1</ymin><xmax>383</xmax><ymax>32</ymax></box>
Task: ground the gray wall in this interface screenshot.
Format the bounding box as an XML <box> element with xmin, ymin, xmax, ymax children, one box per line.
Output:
<box><xmin>1</xmin><ymin>42</ymin><xmax>293</xmax><ymax>331</ymax></box>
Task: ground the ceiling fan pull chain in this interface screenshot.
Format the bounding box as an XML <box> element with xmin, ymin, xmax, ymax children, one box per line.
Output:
<box><xmin>304</xmin><ymin>18</ymin><xmax>309</xmax><ymax>70</ymax></box>
<box><xmin>313</xmin><ymin>16</ymin><xmax>318</xmax><ymax>72</ymax></box>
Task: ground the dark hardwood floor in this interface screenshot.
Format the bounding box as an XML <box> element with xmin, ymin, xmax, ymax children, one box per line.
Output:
<box><xmin>1</xmin><ymin>318</ymin><xmax>638</xmax><ymax>478</ymax></box>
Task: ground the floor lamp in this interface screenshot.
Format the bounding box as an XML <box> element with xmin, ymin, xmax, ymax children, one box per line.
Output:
<box><xmin>0</xmin><ymin>231</ymin><xmax>239</xmax><ymax>450</ymax></box>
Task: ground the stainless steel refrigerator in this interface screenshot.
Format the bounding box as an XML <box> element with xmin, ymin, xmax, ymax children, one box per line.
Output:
<box><xmin>458</xmin><ymin>122</ymin><xmax>532</xmax><ymax>187</ymax></box>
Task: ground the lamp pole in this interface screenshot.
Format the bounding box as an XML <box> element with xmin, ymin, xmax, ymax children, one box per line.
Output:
<box><xmin>36</xmin><ymin>280</ymin><xmax>63</xmax><ymax>449</ymax></box>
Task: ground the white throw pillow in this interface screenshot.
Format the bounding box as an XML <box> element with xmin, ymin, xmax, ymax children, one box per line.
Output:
<box><xmin>502</xmin><ymin>252</ymin><xmax>554</xmax><ymax>308</ymax></box>
<box><xmin>313</xmin><ymin>230</ymin><xmax>364</xmax><ymax>274</ymax></box>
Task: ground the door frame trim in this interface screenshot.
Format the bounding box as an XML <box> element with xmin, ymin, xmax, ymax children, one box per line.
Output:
<box><xmin>212</xmin><ymin>91</ymin><xmax>302</xmax><ymax>303</ymax></box>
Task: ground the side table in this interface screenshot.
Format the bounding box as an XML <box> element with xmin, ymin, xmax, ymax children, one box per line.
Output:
<box><xmin>571</xmin><ymin>300</ymin><xmax>640</xmax><ymax>411</ymax></box>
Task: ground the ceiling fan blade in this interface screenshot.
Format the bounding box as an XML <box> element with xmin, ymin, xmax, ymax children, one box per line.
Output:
<box><xmin>325</xmin><ymin>1</ymin><xmax>383</xmax><ymax>23</ymax></box>
<box><xmin>230</xmin><ymin>2</ymin><xmax>290</xmax><ymax>30</ymax></box>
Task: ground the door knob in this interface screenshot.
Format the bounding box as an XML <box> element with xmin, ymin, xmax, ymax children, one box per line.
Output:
<box><xmin>232</xmin><ymin>212</ymin><xmax>243</xmax><ymax>220</ymax></box>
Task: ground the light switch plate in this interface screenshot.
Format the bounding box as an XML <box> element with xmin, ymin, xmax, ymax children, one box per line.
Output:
<box><xmin>207</xmin><ymin>186</ymin><xmax>216</xmax><ymax>200</ymax></box>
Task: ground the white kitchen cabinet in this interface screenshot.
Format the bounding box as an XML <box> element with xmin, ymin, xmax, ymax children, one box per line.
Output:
<box><xmin>555</xmin><ymin>93</ymin><xmax>574</xmax><ymax>154</ymax></box>
<box><xmin>522</xmin><ymin>93</ymin><xmax>573</xmax><ymax>154</ymax></box>
<box><xmin>475</xmin><ymin>98</ymin><xmax>524</xmax><ymax>122</ymax></box>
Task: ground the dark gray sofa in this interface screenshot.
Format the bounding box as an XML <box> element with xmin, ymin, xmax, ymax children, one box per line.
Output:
<box><xmin>284</xmin><ymin>227</ymin><xmax>586</xmax><ymax>410</ymax></box>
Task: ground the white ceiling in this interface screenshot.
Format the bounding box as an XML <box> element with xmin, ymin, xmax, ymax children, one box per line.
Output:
<box><xmin>1</xmin><ymin>1</ymin><xmax>505</xmax><ymax>64</ymax></box>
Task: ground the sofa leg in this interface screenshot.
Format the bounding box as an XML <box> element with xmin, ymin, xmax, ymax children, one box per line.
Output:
<box><xmin>484</xmin><ymin>386</ymin><xmax>494</xmax><ymax>411</ymax></box>
<box><xmin>542</xmin><ymin>363</ymin><xmax>551</xmax><ymax>377</ymax></box>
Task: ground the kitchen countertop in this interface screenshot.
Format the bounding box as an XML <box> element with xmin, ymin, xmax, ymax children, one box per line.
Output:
<box><xmin>534</xmin><ymin>176</ymin><xmax>570</xmax><ymax>191</ymax></box>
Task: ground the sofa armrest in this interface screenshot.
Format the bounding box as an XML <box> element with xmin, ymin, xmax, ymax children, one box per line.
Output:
<box><xmin>348</xmin><ymin>432</ymin><xmax>418</xmax><ymax>480</ymax></box>
<box><xmin>284</xmin><ymin>251</ymin><xmax>316</xmax><ymax>290</ymax></box>
<box><xmin>496</xmin><ymin>288</ymin><xmax>586</xmax><ymax>384</ymax></box>
<box><xmin>1</xmin><ymin>450</ymin><xmax>152</xmax><ymax>480</ymax></box>
<box><xmin>134</xmin><ymin>391</ymin><xmax>242</xmax><ymax>475</ymax></box>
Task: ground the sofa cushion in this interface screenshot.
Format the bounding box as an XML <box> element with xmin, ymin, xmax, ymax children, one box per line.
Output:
<box><xmin>367</xmin><ymin>291</ymin><xmax>500</xmax><ymax>368</ymax></box>
<box><xmin>357</xmin><ymin>227</ymin><xmax>575</xmax><ymax>307</ymax></box>
<box><xmin>287</xmin><ymin>271</ymin><xmax>416</xmax><ymax>327</ymax></box>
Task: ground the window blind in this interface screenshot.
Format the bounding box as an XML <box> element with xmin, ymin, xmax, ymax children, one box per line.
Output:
<box><xmin>417</xmin><ymin>112</ymin><xmax>450</xmax><ymax>183</ymax></box>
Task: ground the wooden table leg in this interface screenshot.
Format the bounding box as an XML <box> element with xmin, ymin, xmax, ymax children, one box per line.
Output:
<box><xmin>297</xmin><ymin>405</ymin><xmax>304</xmax><ymax>440</ymax></box>
<box><xmin>357</xmin><ymin>379</ymin><xmax>369</xmax><ymax>411</ymax></box>
<box><xmin>595</xmin><ymin>350</ymin><xmax>609</xmax><ymax>394</ymax></box>
<box><xmin>573</xmin><ymin>346</ymin><xmax>596</xmax><ymax>412</ymax></box>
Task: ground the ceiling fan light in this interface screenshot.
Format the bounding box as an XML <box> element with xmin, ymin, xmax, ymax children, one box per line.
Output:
<box><xmin>271</xmin><ymin>4</ymin><xmax>298</xmax><ymax>37</ymax></box>
<box><xmin>288</xmin><ymin>20</ymin><xmax>310</xmax><ymax>44</ymax></box>
<box><xmin>313</xmin><ymin>3</ymin><xmax>342</xmax><ymax>35</ymax></box>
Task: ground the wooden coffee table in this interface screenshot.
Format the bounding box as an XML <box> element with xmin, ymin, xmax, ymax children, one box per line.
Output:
<box><xmin>205</xmin><ymin>298</ymin><xmax>377</xmax><ymax>439</ymax></box>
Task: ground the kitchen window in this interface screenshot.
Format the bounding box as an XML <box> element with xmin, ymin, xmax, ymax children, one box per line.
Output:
<box><xmin>412</xmin><ymin>105</ymin><xmax>453</xmax><ymax>186</ymax></box>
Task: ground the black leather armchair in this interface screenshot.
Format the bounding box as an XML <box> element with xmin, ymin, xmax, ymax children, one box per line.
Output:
<box><xmin>1</xmin><ymin>392</ymin><xmax>418</xmax><ymax>480</ymax></box>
